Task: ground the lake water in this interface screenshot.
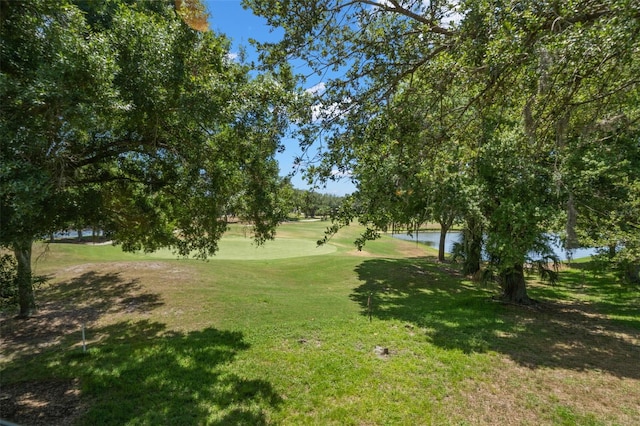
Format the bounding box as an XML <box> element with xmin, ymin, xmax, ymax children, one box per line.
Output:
<box><xmin>391</xmin><ymin>231</ymin><xmax>597</xmax><ymax>261</ymax></box>
<box><xmin>53</xmin><ymin>229</ymin><xmax>104</xmax><ymax>239</ymax></box>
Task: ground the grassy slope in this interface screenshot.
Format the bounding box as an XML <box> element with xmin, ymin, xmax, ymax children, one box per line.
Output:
<box><xmin>1</xmin><ymin>221</ymin><xmax>639</xmax><ymax>425</ymax></box>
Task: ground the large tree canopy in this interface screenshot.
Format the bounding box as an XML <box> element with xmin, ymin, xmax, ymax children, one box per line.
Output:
<box><xmin>246</xmin><ymin>0</ymin><xmax>640</xmax><ymax>302</ymax></box>
<box><xmin>1</xmin><ymin>0</ymin><xmax>300</xmax><ymax>316</ymax></box>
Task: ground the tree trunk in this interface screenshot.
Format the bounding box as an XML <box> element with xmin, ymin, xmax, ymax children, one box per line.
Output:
<box><xmin>438</xmin><ymin>223</ymin><xmax>450</xmax><ymax>262</ymax></box>
<box><xmin>14</xmin><ymin>239</ymin><xmax>36</xmax><ymax>317</ymax></box>
<box><xmin>500</xmin><ymin>263</ymin><xmax>533</xmax><ymax>305</ymax></box>
<box><xmin>438</xmin><ymin>226</ymin><xmax>447</xmax><ymax>262</ymax></box>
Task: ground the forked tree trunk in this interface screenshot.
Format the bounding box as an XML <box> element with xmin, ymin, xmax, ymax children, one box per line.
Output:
<box><xmin>13</xmin><ymin>239</ymin><xmax>36</xmax><ymax>318</ymax></box>
<box><xmin>500</xmin><ymin>263</ymin><xmax>533</xmax><ymax>305</ymax></box>
<box><xmin>437</xmin><ymin>213</ymin><xmax>456</xmax><ymax>263</ymax></box>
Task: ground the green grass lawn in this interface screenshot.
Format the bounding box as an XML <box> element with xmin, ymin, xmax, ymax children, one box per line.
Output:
<box><xmin>1</xmin><ymin>221</ymin><xmax>639</xmax><ymax>425</ymax></box>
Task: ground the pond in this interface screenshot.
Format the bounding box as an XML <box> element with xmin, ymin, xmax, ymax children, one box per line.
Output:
<box><xmin>53</xmin><ymin>229</ymin><xmax>104</xmax><ymax>240</ymax></box>
<box><xmin>391</xmin><ymin>231</ymin><xmax>598</xmax><ymax>261</ymax></box>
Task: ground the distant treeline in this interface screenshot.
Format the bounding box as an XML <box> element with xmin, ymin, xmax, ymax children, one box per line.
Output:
<box><xmin>283</xmin><ymin>188</ymin><xmax>345</xmax><ymax>219</ymax></box>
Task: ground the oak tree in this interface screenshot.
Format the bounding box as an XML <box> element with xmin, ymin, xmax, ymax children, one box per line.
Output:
<box><xmin>247</xmin><ymin>0</ymin><xmax>640</xmax><ymax>303</ymax></box>
<box><xmin>1</xmin><ymin>0</ymin><xmax>299</xmax><ymax>316</ymax></box>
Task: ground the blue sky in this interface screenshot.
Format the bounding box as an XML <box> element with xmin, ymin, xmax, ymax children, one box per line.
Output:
<box><xmin>202</xmin><ymin>0</ymin><xmax>355</xmax><ymax>196</ymax></box>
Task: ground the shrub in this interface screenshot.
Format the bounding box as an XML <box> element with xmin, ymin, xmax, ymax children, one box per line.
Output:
<box><xmin>0</xmin><ymin>254</ymin><xmax>18</xmax><ymax>308</ymax></box>
<box><xmin>0</xmin><ymin>254</ymin><xmax>48</xmax><ymax>309</ymax></box>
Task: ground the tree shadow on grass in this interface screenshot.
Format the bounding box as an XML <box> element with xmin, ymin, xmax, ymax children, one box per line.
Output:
<box><xmin>73</xmin><ymin>320</ymin><xmax>281</xmax><ymax>425</ymax></box>
<box><xmin>2</xmin><ymin>319</ymin><xmax>281</xmax><ymax>425</ymax></box>
<box><xmin>1</xmin><ymin>270</ymin><xmax>163</xmax><ymax>424</ymax></box>
<box><xmin>353</xmin><ymin>257</ymin><xmax>640</xmax><ymax>379</ymax></box>
<box><xmin>536</xmin><ymin>264</ymin><xmax>640</xmax><ymax>331</ymax></box>
<box><xmin>1</xmin><ymin>271</ymin><xmax>163</xmax><ymax>362</ymax></box>
<box><xmin>1</xmin><ymin>268</ymin><xmax>281</xmax><ymax>425</ymax></box>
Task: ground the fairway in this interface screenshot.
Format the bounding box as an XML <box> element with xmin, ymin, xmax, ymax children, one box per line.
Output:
<box><xmin>1</xmin><ymin>221</ymin><xmax>639</xmax><ymax>425</ymax></box>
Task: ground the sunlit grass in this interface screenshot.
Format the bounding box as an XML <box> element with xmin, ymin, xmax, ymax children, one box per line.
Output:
<box><xmin>2</xmin><ymin>221</ymin><xmax>638</xmax><ymax>425</ymax></box>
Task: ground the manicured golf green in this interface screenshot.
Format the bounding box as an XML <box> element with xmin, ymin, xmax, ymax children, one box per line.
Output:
<box><xmin>141</xmin><ymin>236</ymin><xmax>336</xmax><ymax>260</ymax></box>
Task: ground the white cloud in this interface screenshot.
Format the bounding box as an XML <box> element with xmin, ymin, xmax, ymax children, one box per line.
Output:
<box><xmin>305</xmin><ymin>82</ymin><xmax>330</xmax><ymax>122</ymax></box>
<box><xmin>331</xmin><ymin>169</ymin><xmax>353</xmax><ymax>178</ymax></box>
<box><xmin>310</xmin><ymin>104</ymin><xmax>320</xmax><ymax>122</ymax></box>
<box><xmin>442</xmin><ymin>1</ymin><xmax>465</xmax><ymax>28</ymax></box>
<box><xmin>306</xmin><ymin>82</ymin><xmax>326</xmax><ymax>95</ymax></box>
<box><xmin>310</xmin><ymin>97</ymin><xmax>352</xmax><ymax>123</ymax></box>
<box><xmin>225</xmin><ymin>52</ymin><xmax>239</xmax><ymax>63</ymax></box>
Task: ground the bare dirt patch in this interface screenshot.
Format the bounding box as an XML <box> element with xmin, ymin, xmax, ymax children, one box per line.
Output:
<box><xmin>0</xmin><ymin>379</ymin><xmax>86</xmax><ymax>426</ymax></box>
<box><xmin>346</xmin><ymin>249</ymin><xmax>382</xmax><ymax>257</ymax></box>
